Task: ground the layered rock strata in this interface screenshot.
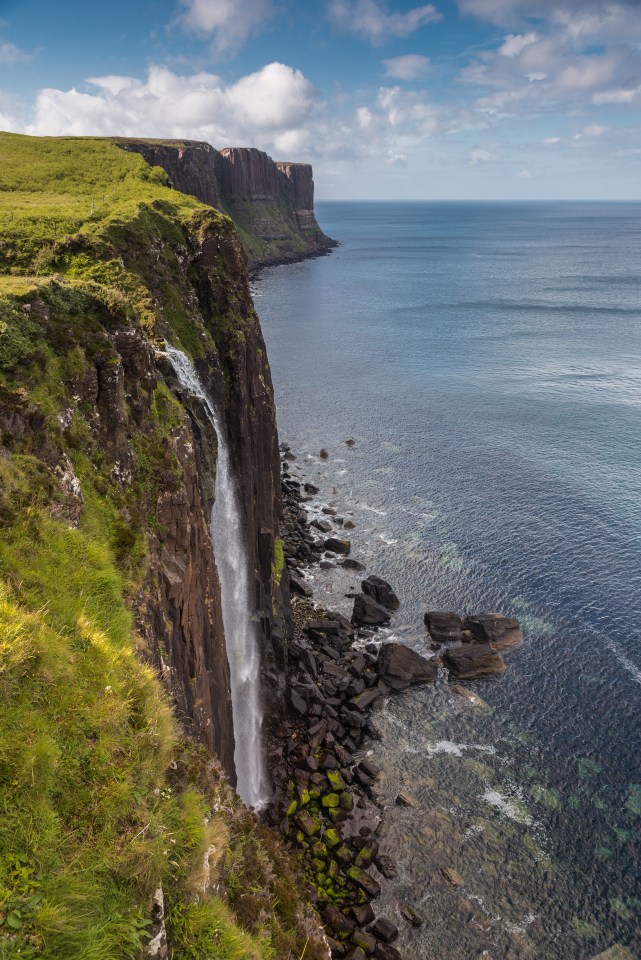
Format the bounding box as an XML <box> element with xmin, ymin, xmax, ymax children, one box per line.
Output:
<box><xmin>116</xmin><ymin>139</ymin><xmax>337</xmax><ymax>272</ymax></box>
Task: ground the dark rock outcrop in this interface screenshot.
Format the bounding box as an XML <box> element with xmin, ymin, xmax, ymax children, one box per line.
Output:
<box><xmin>443</xmin><ymin>643</ymin><xmax>506</xmax><ymax>679</ymax></box>
<box><xmin>467</xmin><ymin>613</ymin><xmax>523</xmax><ymax>649</ymax></box>
<box><xmin>352</xmin><ymin>593</ymin><xmax>391</xmax><ymax>627</ymax></box>
<box><xmin>377</xmin><ymin>642</ymin><xmax>437</xmax><ymax>686</ymax></box>
<box><xmin>424</xmin><ymin>611</ymin><xmax>464</xmax><ymax>643</ymax></box>
<box><xmin>361</xmin><ymin>575</ymin><xmax>399</xmax><ymax>611</ymax></box>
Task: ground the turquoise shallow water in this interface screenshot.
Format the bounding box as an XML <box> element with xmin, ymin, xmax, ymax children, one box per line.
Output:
<box><xmin>254</xmin><ymin>202</ymin><xmax>641</xmax><ymax>958</ymax></box>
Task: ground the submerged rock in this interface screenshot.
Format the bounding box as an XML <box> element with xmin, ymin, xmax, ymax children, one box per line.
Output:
<box><xmin>400</xmin><ymin>902</ymin><xmax>424</xmax><ymax>928</ymax></box>
<box><xmin>451</xmin><ymin>684</ymin><xmax>488</xmax><ymax>707</ymax></box>
<box><xmin>441</xmin><ymin>866</ymin><xmax>465</xmax><ymax>887</ymax></box>
<box><xmin>341</xmin><ymin>558</ymin><xmax>367</xmax><ymax>572</ymax></box>
<box><xmin>590</xmin><ymin>948</ymin><xmax>635</xmax><ymax>960</ymax></box>
<box><xmin>396</xmin><ymin>790</ymin><xmax>418</xmax><ymax>808</ymax></box>
<box><xmin>443</xmin><ymin>643</ymin><xmax>505</xmax><ymax>679</ymax></box>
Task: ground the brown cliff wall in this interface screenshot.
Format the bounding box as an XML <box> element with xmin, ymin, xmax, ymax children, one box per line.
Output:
<box><xmin>275</xmin><ymin>162</ymin><xmax>314</xmax><ymax>211</ymax></box>
<box><xmin>115</xmin><ymin>138</ymin><xmax>222</xmax><ymax>209</ymax></box>
<box><xmin>115</xmin><ymin>139</ymin><xmax>337</xmax><ymax>273</ymax></box>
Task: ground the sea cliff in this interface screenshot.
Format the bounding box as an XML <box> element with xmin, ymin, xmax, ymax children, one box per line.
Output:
<box><xmin>115</xmin><ymin>138</ymin><xmax>337</xmax><ymax>272</ymax></box>
<box><xmin>0</xmin><ymin>132</ymin><xmax>326</xmax><ymax>959</ymax></box>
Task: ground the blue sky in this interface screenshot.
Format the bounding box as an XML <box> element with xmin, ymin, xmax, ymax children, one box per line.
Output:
<box><xmin>1</xmin><ymin>0</ymin><xmax>641</xmax><ymax>198</ymax></box>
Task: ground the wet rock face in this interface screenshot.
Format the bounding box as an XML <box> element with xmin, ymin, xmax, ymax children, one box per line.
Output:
<box><xmin>467</xmin><ymin>613</ymin><xmax>523</xmax><ymax>649</ymax></box>
<box><xmin>424</xmin><ymin>610</ymin><xmax>464</xmax><ymax>643</ymax></box>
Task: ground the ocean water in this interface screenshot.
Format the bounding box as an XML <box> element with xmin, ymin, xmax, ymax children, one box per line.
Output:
<box><xmin>253</xmin><ymin>202</ymin><xmax>641</xmax><ymax>959</ymax></box>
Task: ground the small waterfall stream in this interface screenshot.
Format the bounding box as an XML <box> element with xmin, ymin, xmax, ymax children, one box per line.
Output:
<box><xmin>165</xmin><ymin>346</ymin><xmax>269</xmax><ymax>809</ymax></box>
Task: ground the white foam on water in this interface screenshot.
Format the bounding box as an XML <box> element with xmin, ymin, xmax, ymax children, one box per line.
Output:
<box><xmin>359</xmin><ymin>502</ymin><xmax>388</xmax><ymax>516</ymax></box>
<box><xmin>427</xmin><ymin>740</ymin><xmax>497</xmax><ymax>757</ymax></box>
<box><xmin>482</xmin><ymin>788</ymin><xmax>532</xmax><ymax>824</ymax></box>
<box><xmin>165</xmin><ymin>347</ymin><xmax>269</xmax><ymax>810</ymax></box>
<box><xmin>604</xmin><ymin>637</ymin><xmax>641</xmax><ymax>686</ymax></box>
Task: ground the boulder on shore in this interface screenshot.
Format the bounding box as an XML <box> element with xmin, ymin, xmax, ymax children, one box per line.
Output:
<box><xmin>377</xmin><ymin>642</ymin><xmax>437</xmax><ymax>685</ymax></box>
<box><xmin>443</xmin><ymin>643</ymin><xmax>505</xmax><ymax>679</ymax></box>
<box><xmin>289</xmin><ymin>574</ymin><xmax>313</xmax><ymax>598</ymax></box>
<box><xmin>361</xmin><ymin>575</ymin><xmax>400</xmax><ymax>611</ymax></box>
<box><xmin>324</xmin><ymin>537</ymin><xmax>351</xmax><ymax>555</ymax></box>
<box><xmin>467</xmin><ymin>613</ymin><xmax>522</xmax><ymax>650</ymax></box>
<box><xmin>352</xmin><ymin>593</ymin><xmax>391</xmax><ymax>627</ymax></box>
<box><xmin>423</xmin><ymin>611</ymin><xmax>464</xmax><ymax>643</ymax></box>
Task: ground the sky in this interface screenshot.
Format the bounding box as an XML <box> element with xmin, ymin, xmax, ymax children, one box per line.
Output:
<box><xmin>1</xmin><ymin>0</ymin><xmax>641</xmax><ymax>199</ymax></box>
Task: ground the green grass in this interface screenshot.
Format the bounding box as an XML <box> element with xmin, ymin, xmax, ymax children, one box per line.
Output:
<box><xmin>225</xmin><ymin>199</ymin><xmax>307</xmax><ymax>267</ymax></box>
<box><xmin>0</xmin><ymin>505</ymin><xmax>175</xmax><ymax>958</ymax></box>
<box><xmin>0</xmin><ymin>133</ymin><xmax>243</xmax><ymax>357</ymax></box>
<box><xmin>0</xmin><ymin>133</ymin><xmax>193</xmax><ymax>249</ymax></box>
<box><xmin>0</xmin><ymin>132</ymin><xmax>325</xmax><ymax>959</ymax></box>
<box><xmin>272</xmin><ymin>538</ymin><xmax>285</xmax><ymax>587</ymax></box>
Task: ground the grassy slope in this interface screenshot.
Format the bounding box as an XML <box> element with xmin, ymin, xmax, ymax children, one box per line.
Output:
<box><xmin>0</xmin><ymin>133</ymin><xmax>322</xmax><ymax>959</ymax></box>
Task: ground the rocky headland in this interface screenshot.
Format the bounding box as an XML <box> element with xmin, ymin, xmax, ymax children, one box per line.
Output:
<box><xmin>116</xmin><ymin>138</ymin><xmax>337</xmax><ymax>273</ymax></box>
<box><xmin>0</xmin><ymin>131</ymin><xmax>522</xmax><ymax>960</ymax></box>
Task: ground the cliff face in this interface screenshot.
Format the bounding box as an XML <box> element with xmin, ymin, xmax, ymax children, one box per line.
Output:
<box><xmin>116</xmin><ymin>137</ymin><xmax>221</xmax><ymax>209</ymax></box>
<box><xmin>116</xmin><ymin>139</ymin><xmax>337</xmax><ymax>272</ymax></box>
<box><xmin>0</xmin><ymin>132</ymin><xmax>325</xmax><ymax>960</ymax></box>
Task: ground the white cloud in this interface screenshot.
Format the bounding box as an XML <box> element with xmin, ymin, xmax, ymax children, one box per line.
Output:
<box><xmin>377</xmin><ymin>85</ymin><xmax>440</xmax><ymax>135</ymax></box>
<box><xmin>518</xmin><ymin>168</ymin><xmax>533</xmax><ymax>177</ymax></box>
<box><xmin>498</xmin><ymin>32</ymin><xmax>539</xmax><ymax>58</ymax></box>
<box><xmin>543</xmin><ymin>136</ymin><xmax>560</xmax><ymax>144</ymax></box>
<box><xmin>329</xmin><ymin>0</ymin><xmax>442</xmax><ymax>45</ymax></box>
<box><xmin>458</xmin><ymin>0</ymin><xmax>641</xmax><ymax>40</ymax></box>
<box><xmin>593</xmin><ymin>86</ymin><xmax>640</xmax><ymax>105</ymax></box>
<box><xmin>0</xmin><ymin>39</ymin><xmax>30</xmax><ymax>64</ymax></box>
<box><xmin>383</xmin><ymin>54</ymin><xmax>430</xmax><ymax>80</ymax></box>
<box><xmin>470</xmin><ymin>147</ymin><xmax>497</xmax><ymax>163</ymax></box>
<box><xmin>583</xmin><ymin>123</ymin><xmax>606</xmax><ymax>137</ymax></box>
<box><xmin>558</xmin><ymin>53</ymin><xmax>619</xmax><ymax>91</ymax></box>
<box><xmin>26</xmin><ymin>63</ymin><xmax>316</xmax><ymax>156</ymax></box>
<box><xmin>178</xmin><ymin>0</ymin><xmax>274</xmax><ymax>51</ymax></box>
<box><xmin>357</xmin><ymin>105</ymin><xmax>375</xmax><ymax>128</ymax></box>
<box><xmin>384</xmin><ymin>149</ymin><xmax>408</xmax><ymax>165</ymax></box>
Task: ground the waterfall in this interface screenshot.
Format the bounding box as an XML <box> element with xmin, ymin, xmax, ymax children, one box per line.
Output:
<box><xmin>165</xmin><ymin>346</ymin><xmax>269</xmax><ymax>810</ymax></box>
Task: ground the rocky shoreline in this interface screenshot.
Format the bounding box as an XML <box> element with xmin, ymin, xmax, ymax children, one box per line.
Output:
<box><xmin>267</xmin><ymin>443</ymin><xmax>523</xmax><ymax>959</ymax></box>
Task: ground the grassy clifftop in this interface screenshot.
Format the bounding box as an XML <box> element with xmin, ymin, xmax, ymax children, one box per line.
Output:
<box><xmin>0</xmin><ymin>134</ymin><xmax>325</xmax><ymax>959</ymax></box>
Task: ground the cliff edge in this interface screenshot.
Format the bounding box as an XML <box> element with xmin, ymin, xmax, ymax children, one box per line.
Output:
<box><xmin>0</xmin><ymin>132</ymin><xmax>327</xmax><ymax>960</ymax></box>
<box><xmin>116</xmin><ymin>138</ymin><xmax>337</xmax><ymax>273</ymax></box>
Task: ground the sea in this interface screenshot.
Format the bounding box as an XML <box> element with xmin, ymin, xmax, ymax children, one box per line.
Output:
<box><xmin>252</xmin><ymin>201</ymin><xmax>641</xmax><ymax>960</ymax></box>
